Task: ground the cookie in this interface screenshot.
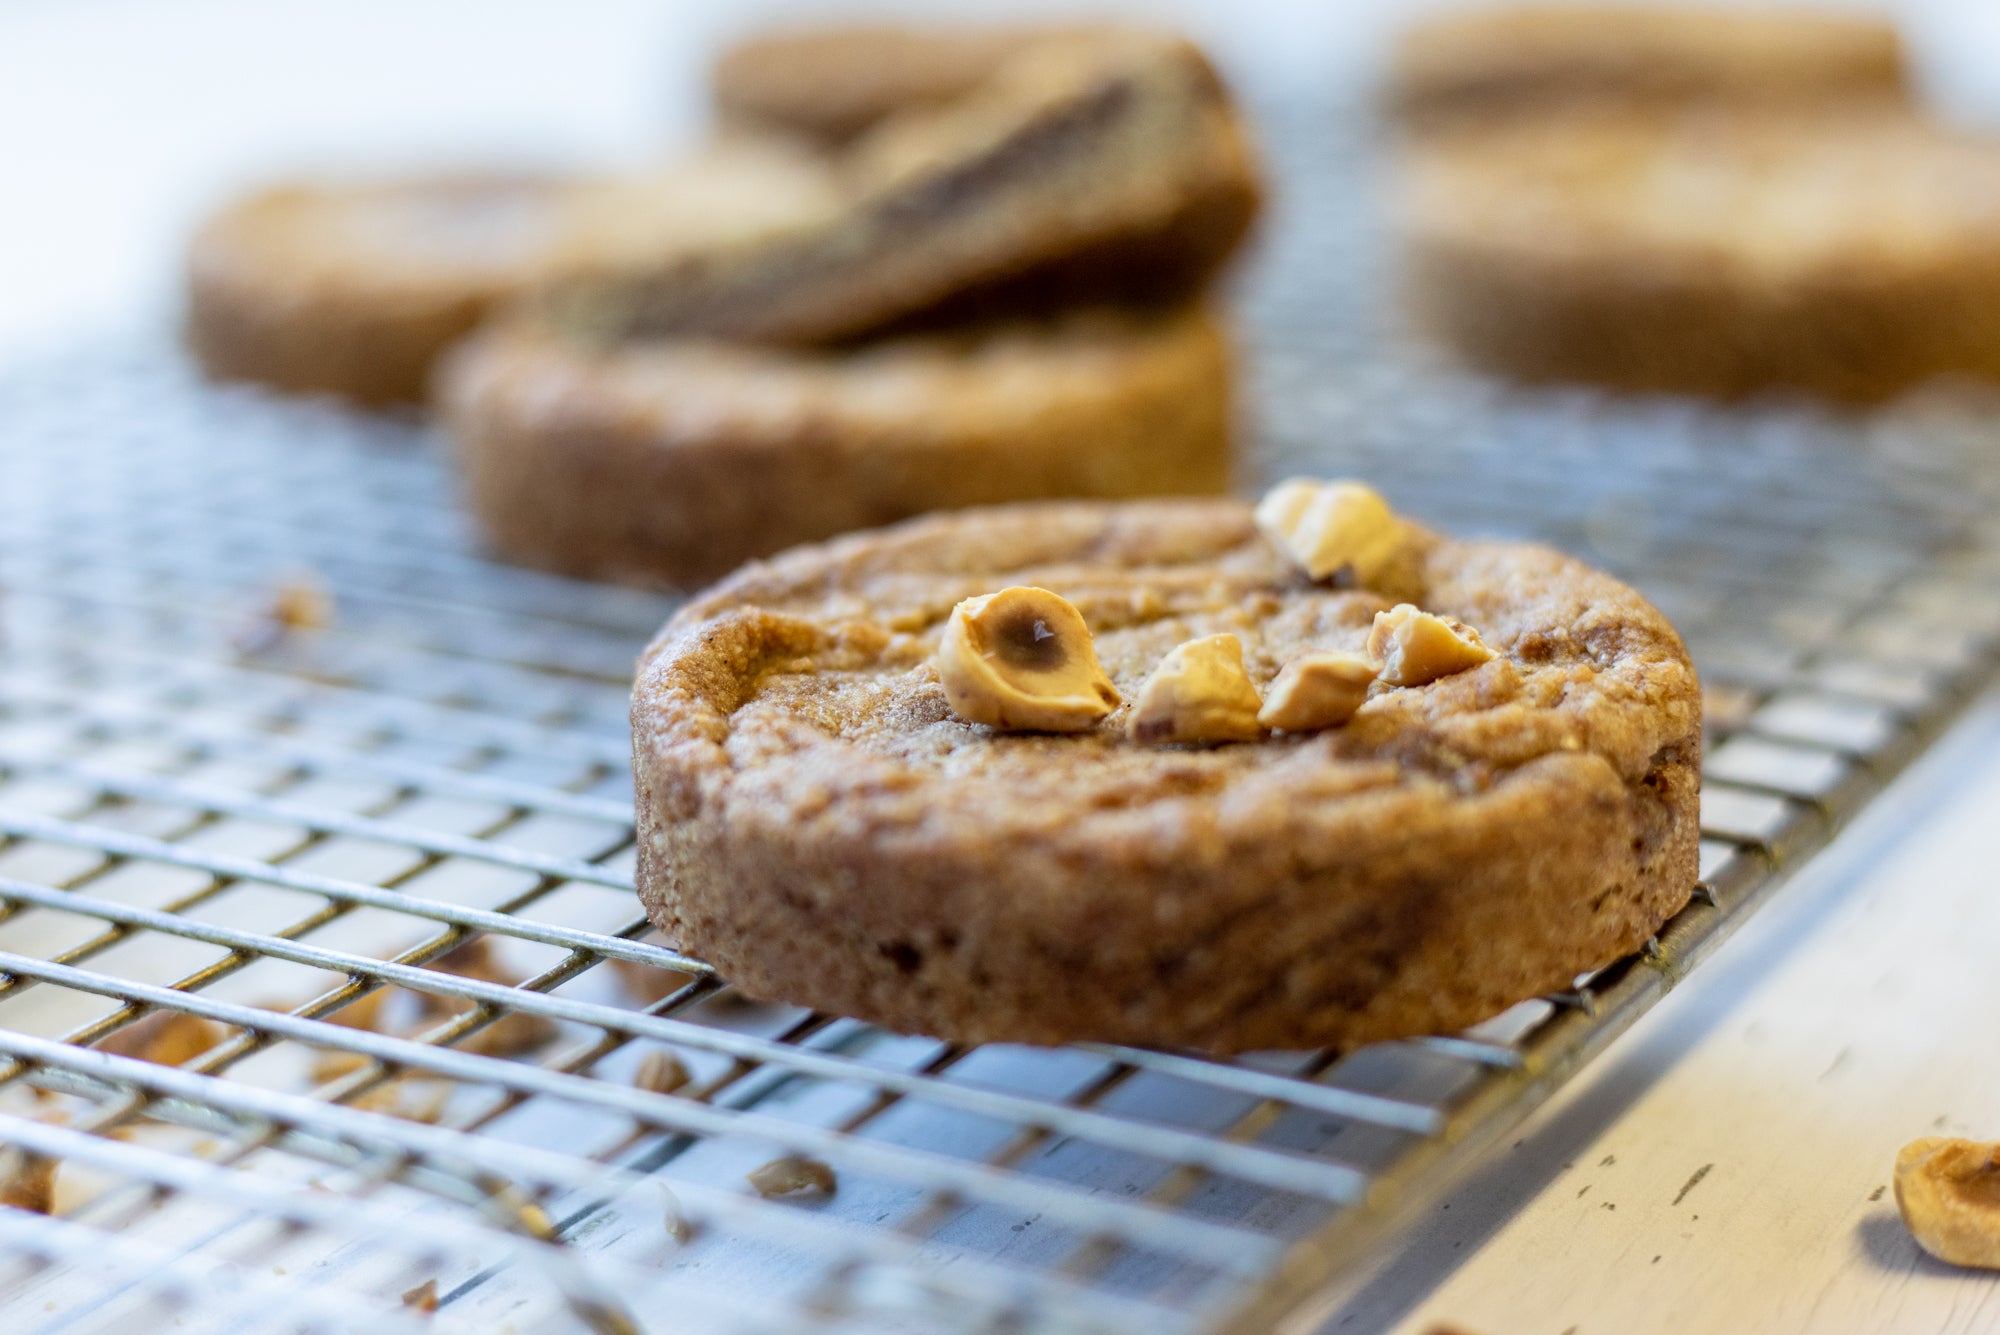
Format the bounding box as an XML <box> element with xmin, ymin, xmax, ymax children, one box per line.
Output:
<box><xmin>184</xmin><ymin>140</ymin><xmax>836</xmax><ymax>405</ymax></box>
<box><xmin>630</xmin><ymin>498</ymin><xmax>1700</xmax><ymax>1052</ymax></box>
<box><xmin>439</xmin><ymin>304</ymin><xmax>1235</xmax><ymax>589</ymax></box>
<box><xmin>545</xmin><ymin>32</ymin><xmax>1262</xmax><ymax>346</ymax></box>
<box><xmin>1391</xmin><ymin>5</ymin><xmax>1907</xmax><ymax>125</ymax></box>
<box><xmin>713</xmin><ymin>23</ymin><xmax>1108</xmax><ymax>144</ymax></box>
<box><xmin>1400</xmin><ymin>107</ymin><xmax>2000</xmax><ymax>401</ymax></box>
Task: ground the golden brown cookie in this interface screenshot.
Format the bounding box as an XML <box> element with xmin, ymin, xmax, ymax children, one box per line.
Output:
<box><xmin>1400</xmin><ymin>107</ymin><xmax>2000</xmax><ymax>401</ymax></box>
<box><xmin>184</xmin><ymin>140</ymin><xmax>837</xmax><ymax>405</ymax></box>
<box><xmin>1390</xmin><ymin>5</ymin><xmax>1908</xmax><ymax>125</ymax></box>
<box><xmin>712</xmin><ymin>22</ymin><xmax>1110</xmax><ymax>144</ymax></box>
<box><xmin>631</xmin><ymin>498</ymin><xmax>1700</xmax><ymax>1052</ymax></box>
<box><xmin>546</xmin><ymin>32</ymin><xmax>1262</xmax><ymax>346</ymax></box>
<box><xmin>439</xmin><ymin>305</ymin><xmax>1235</xmax><ymax>589</ymax></box>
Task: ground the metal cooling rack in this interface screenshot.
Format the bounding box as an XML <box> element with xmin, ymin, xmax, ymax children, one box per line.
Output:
<box><xmin>2</xmin><ymin>95</ymin><xmax>2000</xmax><ymax>1335</ymax></box>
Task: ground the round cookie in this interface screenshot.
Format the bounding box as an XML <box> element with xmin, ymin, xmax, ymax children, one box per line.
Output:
<box><xmin>185</xmin><ymin>141</ymin><xmax>836</xmax><ymax>405</ymax></box>
<box><xmin>439</xmin><ymin>305</ymin><xmax>1235</xmax><ymax>589</ymax></box>
<box><xmin>631</xmin><ymin>498</ymin><xmax>1701</xmax><ymax>1053</ymax></box>
<box><xmin>1390</xmin><ymin>5</ymin><xmax>1908</xmax><ymax>125</ymax></box>
<box><xmin>1400</xmin><ymin>108</ymin><xmax>2000</xmax><ymax>401</ymax></box>
<box><xmin>713</xmin><ymin>23</ymin><xmax>1110</xmax><ymax>144</ymax></box>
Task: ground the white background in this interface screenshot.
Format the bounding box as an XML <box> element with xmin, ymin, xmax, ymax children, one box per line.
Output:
<box><xmin>2</xmin><ymin>2</ymin><xmax>1999</xmax><ymax>1332</ymax></box>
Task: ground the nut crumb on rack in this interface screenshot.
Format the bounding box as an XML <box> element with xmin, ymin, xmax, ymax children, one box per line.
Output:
<box><xmin>747</xmin><ymin>1155</ymin><xmax>836</xmax><ymax>1198</ymax></box>
<box><xmin>1895</xmin><ymin>1136</ymin><xmax>2000</xmax><ymax>1268</ymax></box>
<box><xmin>417</xmin><ymin>937</ymin><xmax>559</xmax><ymax>1056</ymax></box>
<box><xmin>1128</xmin><ymin>633</ymin><xmax>1265</xmax><ymax>745</ymax></box>
<box><xmin>311</xmin><ymin>1049</ymin><xmax>375</xmax><ymax>1083</ymax></box>
<box><xmin>0</xmin><ymin>1150</ymin><xmax>56</xmax><ymax>1213</ymax></box>
<box><xmin>401</xmin><ymin>1278</ymin><xmax>440</xmax><ymax>1312</ymax></box>
<box><xmin>634</xmin><ymin>1050</ymin><xmax>691</xmax><ymax>1095</ymax></box>
<box><xmin>1367</xmin><ymin>604</ymin><xmax>1495</xmax><ymax>687</ymax></box>
<box><xmin>231</xmin><ymin>571</ymin><xmax>335</xmax><ymax>658</ymax></box>
<box><xmin>1254</xmin><ymin>478</ymin><xmax>1404</xmax><ymax>583</ymax></box>
<box><xmin>1258</xmin><ymin>651</ymin><xmax>1379</xmax><ymax>732</ymax></box>
<box><xmin>96</xmin><ymin>1010</ymin><xmax>226</xmax><ymax>1067</ymax></box>
<box><xmin>935</xmin><ymin>586</ymin><xmax>1120</xmax><ymax>732</ymax></box>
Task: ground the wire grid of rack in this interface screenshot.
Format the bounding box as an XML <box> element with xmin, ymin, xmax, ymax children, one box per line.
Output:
<box><xmin>2</xmin><ymin>93</ymin><xmax>2000</xmax><ymax>1334</ymax></box>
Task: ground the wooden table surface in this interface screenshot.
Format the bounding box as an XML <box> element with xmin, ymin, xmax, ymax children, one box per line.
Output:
<box><xmin>1318</xmin><ymin>692</ymin><xmax>2000</xmax><ymax>1335</ymax></box>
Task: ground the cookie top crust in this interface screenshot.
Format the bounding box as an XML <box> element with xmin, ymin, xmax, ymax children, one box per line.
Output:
<box><xmin>189</xmin><ymin>141</ymin><xmax>837</xmax><ymax>298</ymax></box>
<box><xmin>1403</xmin><ymin>109</ymin><xmax>2000</xmax><ymax>278</ymax></box>
<box><xmin>637</xmin><ymin>500</ymin><xmax>1698</xmax><ymax>850</ymax></box>
<box><xmin>1392</xmin><ymin>6</ymin><xmax>1907</xmax><ymax>118</ymax></box>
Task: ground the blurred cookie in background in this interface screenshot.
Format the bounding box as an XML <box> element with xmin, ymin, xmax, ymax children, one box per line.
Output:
<box><xmin>1391</xmin><ymin>5</ymin><xmax>1909</xmax><ymax>126</ymax></box>
<box><xmin>544</xmin><ymin>30</ymin><xmax>1263</xmax><ymax>346</ymax></box>
<box><xmin>712</xmin><ymin>22</ymin><xmax>1113</xmax><ymax>145</ymax></box>
<box><xmin>439</xmin><ymin>303</ymin><xmax>1236</xmax><ymax>588</ymax></box>
<box><xmin>1398</xmin><ymin>107</ymin><xmax>2000</xmax><ymax>402</ymax></box>
<box><xmin>185</xmin><ymin>138</ymin><xmax>835</xmax><ymax>405</ymax></box>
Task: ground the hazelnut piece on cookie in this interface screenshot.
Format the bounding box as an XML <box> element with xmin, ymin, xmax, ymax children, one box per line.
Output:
<box><xmin>1259</xmin><ymin>651</ymin><xmax>1379</xmax><ymax>732</ymax></box>
<box><xmin>1368</xmin><ymin>604</ymin><xmax>1494</xmax><ymax>687</ymax></box>
<box><xmin>1895</xmin><ymin>1137</ymin><xmax>2000</xmax><ymax>1269</ymax></box>
<box><xmin>1255</xmin><ymin>478</ymin><xmax>1404</xmax><ymax>583</ymax></box>
<box><xmin>937</xmin><ymin>585</ymin><xmax>1120</xmax><ymax>732</ymax></box>
<box><xmin>1129</xmin><ymin>633</ymin><xmax>1265</xmax><ymax>745</ymax></box>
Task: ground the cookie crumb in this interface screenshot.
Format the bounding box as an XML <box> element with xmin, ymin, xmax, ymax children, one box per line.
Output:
<box><xmin>747</xmin><ymin>1155</ymin><xmax>836</xmax><ymax>1198</ymax></box>
<box><xmin>97</xmin><ymin>1011</ymin><xmax>226</xmax><ymax>1067</ymax></box>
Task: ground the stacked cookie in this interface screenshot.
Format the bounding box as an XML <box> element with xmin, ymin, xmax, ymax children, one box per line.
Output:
<box><xmin>1390</xmin><ymin>6</ymin><xmax>2000</xmax><ymax>403</ymax></box>
<box><xmin>187</xmin><ymin>26</ymin><xmax>1263</xmax><ymax>587</ymax></box>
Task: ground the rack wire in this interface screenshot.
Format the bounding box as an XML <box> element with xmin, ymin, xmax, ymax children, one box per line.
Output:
<box><xmin>2</xmin><ymin>94</ymin><xmax>1999</xmax><ymax>1334</ymax></box>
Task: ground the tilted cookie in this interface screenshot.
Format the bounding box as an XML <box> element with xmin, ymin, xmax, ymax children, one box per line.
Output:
<box><xmin>185</xmin><ymin>140</ymin><xmax>836</xmax><ymax>405</ymax></box>
<box><xmin>1391</xmin><ymin>5</ymin><xmax>1907</xmax><ymax>126</ymax></box>
<box><xmin>439</xmin><ymin>303</ymin><xmax>1233</xmax><ymax>587</ymax></box>
<box><xmin>713</xmin><ymin>22</ymin><xmax>1111</xmax><ymax>144</ymax></box>
<box><xmin>631</xmin><ymin>496</ymin><xmax>1700</xmax><ymax>1053</ymax></box>
<box><xmin>1400</xmin><ymin>107</ymin><xmax>2000</xmax><ymax>401</ymax></box>
<box><xmin>545</xmin><ymin>32</ymin><xmax>1262</xmax><ymax>346</ymax></box>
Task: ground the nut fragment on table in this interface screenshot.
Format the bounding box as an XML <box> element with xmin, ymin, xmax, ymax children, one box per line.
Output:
<box><xmin>96</xmin><ymin>1010</ymin><xmax>226</xmax><ymax>1066</ymax></box>
<box><xmin>0</xmin><ymin>1149</ymin><xmax>56</xmax><ymax>1213</ymax></box>
<box><xmin>936</xmin><ymin>585</ymin><xmax>1120</xmax><ymax>732</ymax></box>
<box><xmin>1895</xmin><ymin>1136</ymin><xmax>2000</xmax><ymax>1268</ymax></box>
<box><xmin>1128</xmin><ymin>633</ymin><xmax>1265</xmax><ymax>745</ymax></box>
<box><xmin>1258</xmin><ymin>651</ymin><xmax>1379</xmax><ymax>732</ymax></box>
<box><xmin>1254</xmin><ymin>478</ymin><xmax>1404</xmax><ymax>583</ymax></box>
<box><xmin>401</xmin><ymin>1278</ymin><xmax>440</xmax><ymax>1313</ymax></box>
<box><xmin>1367</xmin><ymin>604</ymin><xmax>1495</xmax><ymax>687</ymax></box>
<box><xmin>747</xmin><ymin>1155</ymin><xmax>837</xmax><ymax>1198</ymax></box>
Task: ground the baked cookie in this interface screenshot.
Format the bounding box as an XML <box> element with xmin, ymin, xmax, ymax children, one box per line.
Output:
<box><xmin>184</xmin><ymin>140</ymin><xmax>836</xmax><ymax>405</ymax></box>
<box><xmin>631</xmin><ymin>495</ymin><xmax>1700</xmax><ymax>1052</ymax></box>
<box><xmin>1390</xmin><ymin>5</ymin><xmax>1907</xmax><ymax>124</ymax></box>
<box><xmin>713</xmin><ymin>23</ymin><xmax>1109</xmax><ymax>144</ymax></box>
<box><xmin>439</xmin><ymin>304</ymin><xmax>1234</xmax><ymax>589</ymax></box>
<box><xmin>1400</xmin><ymin>108</ymin><xmax>2000</xmax><ymax>401</ymax></box>
<box><xmin>545</xmin><ymin>32</ymin><xmax>1262</xmax><ymax>346</ymax></box>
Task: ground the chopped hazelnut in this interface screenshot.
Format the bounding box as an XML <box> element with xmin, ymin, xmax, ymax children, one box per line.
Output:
<box><xmin>1258</xmin><ymin>652</ymin><xmax>1379</xmax><ymax>732</ymax></box>
<box><xmin>312</xmin><ymin>1049</ymin><xmax>375</xmax><ymax>1083</ymax></box>
<box><xmin>0</xmin><ymin>1150</ymin><xmax>56</xmax><ymax>1213</ymax></box>
<box><xmin>233</xmin><ymin>572</ymin><xmax>335</xmax><ymax>657</ymax></box>
<box><xmin>746</xmin><ymin>1155</ymin><xmax>836</xmax><ymax>1198</ymax></box>
<box><xmin>351</xmin><ymin>1078</ymin><xmax>452</xmax><ymax>1125</ymax></box>
<box><xmin>634</xmin><ymin>1050</ymin><xmax>691</xmax><ymax>1096</ymax></box>
<box><xmin>935</xmin><ymin>586</ymin><xmax>1119</xmax><ymax>732</ymax></box>
<box><xmin>1896</xmin><ymin>1137</ymin><xmax>2000</xmax><ymax>1268</ymax></box>
<box><xmin>96</xmin><ymin>1011</ymin><xmax>225</xmax><ymax>1067</ymax></box>
<box><xmin>1128</xmin><ymin>634</ymin><xmax>1264</xmax><ymax>746</ymax></box>
<box><xmin>1367</xmin><ymin>604</ymin><xmax>1495</xmax><ymax>687</ymax></box>
<box><xmin>1255</xmin><ymin>479</ymin><xmax>1404</xmax><ymax>584</ymax></box>
<box><xmin>401</xmin><ymin>1278</ymin><xmax>440</xmax><ymax>1313</ymax></box>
